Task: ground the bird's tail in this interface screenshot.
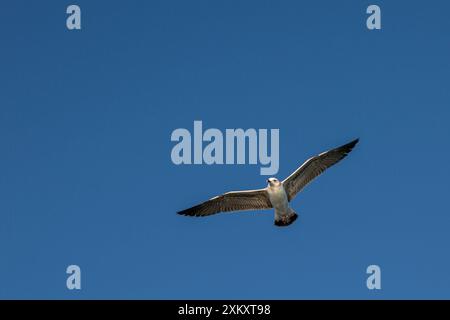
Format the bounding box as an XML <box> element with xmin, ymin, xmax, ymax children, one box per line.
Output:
<box><xmin>274</xmin><ymin>209</ymin><xmax>298</xmax><ymax>227</ymax></box>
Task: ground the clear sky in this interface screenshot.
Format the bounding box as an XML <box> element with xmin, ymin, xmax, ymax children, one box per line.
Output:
<box><xmin>1</xmin><ymin>0</ymin><xmax>450</xmax><ymax>299</ymax></box>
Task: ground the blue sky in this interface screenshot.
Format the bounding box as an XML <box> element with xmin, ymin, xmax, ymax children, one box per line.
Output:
<box><xmin>1</xmin><ymin>0</ymin><xmax>450</xmax><ymax>299</ymax></box>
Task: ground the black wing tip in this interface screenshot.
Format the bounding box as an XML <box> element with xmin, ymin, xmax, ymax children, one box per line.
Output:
<box><xmin>341</xmin><ymin>138</ymin><xmax>359</xmax><ymax>152</ymax></box>
<box><xmin>348</xmin><ymin>137</ymin><xmax>359</xmax><ymax>147</ymax></box>
<box><xmin>177</xmin><ymin>209</ymin><xmax>196</xmax><ymax>216</ymax></box>
<box><xmin>177</xmin><ymin>205</ymin><xmax>207</xmax><ymax>217</ymax></box>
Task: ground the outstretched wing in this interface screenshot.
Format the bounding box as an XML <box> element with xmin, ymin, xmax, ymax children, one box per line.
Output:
<box><xmin>283</xmin><ymin>138</ymin><xmax>359</xmax><ymax>201</ymax></box>
<box><xmin>177</xmin><ymin>189</ymin><xmax>272</xmax><ymax>217</ymax></box>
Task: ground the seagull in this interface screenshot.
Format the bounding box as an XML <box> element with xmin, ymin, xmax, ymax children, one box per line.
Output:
<box><xmin>177</xmin><ymin>138</ymin><xmax>359</xmax><ymax>227</ymax></box>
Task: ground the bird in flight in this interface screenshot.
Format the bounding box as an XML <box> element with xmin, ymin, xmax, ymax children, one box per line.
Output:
<box><xmin>177</xmin><ymin>138</ymin><xmax>359</xmax><ymax>227</ymax></box>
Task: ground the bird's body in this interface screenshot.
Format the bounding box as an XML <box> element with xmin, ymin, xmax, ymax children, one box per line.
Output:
<box><xmin>267</xmin><ymin>181</ymin><xmax>288</xmax><ymax>212</ymax></box>
<box><xmin>266</xmin><ymin>178</ymin><xmax>298</xmax><ymax>226</ymax></box>
<box><xmin>178</xmin><ymin>138</ymin><xmax>359</xmax><ymax>227</ymax></box>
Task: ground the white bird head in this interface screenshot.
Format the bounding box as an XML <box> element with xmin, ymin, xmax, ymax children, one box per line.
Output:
<box><xmin>267</xmin><ymin>177</ymin><xmax>281</xmax><ymax>187</ymax></box>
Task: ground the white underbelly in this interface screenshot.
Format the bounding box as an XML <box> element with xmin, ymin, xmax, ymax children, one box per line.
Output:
<box><xmin>268</xmin><ymin>186</ymin><xmax>289</xmax><ymax>212</ymax></box>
